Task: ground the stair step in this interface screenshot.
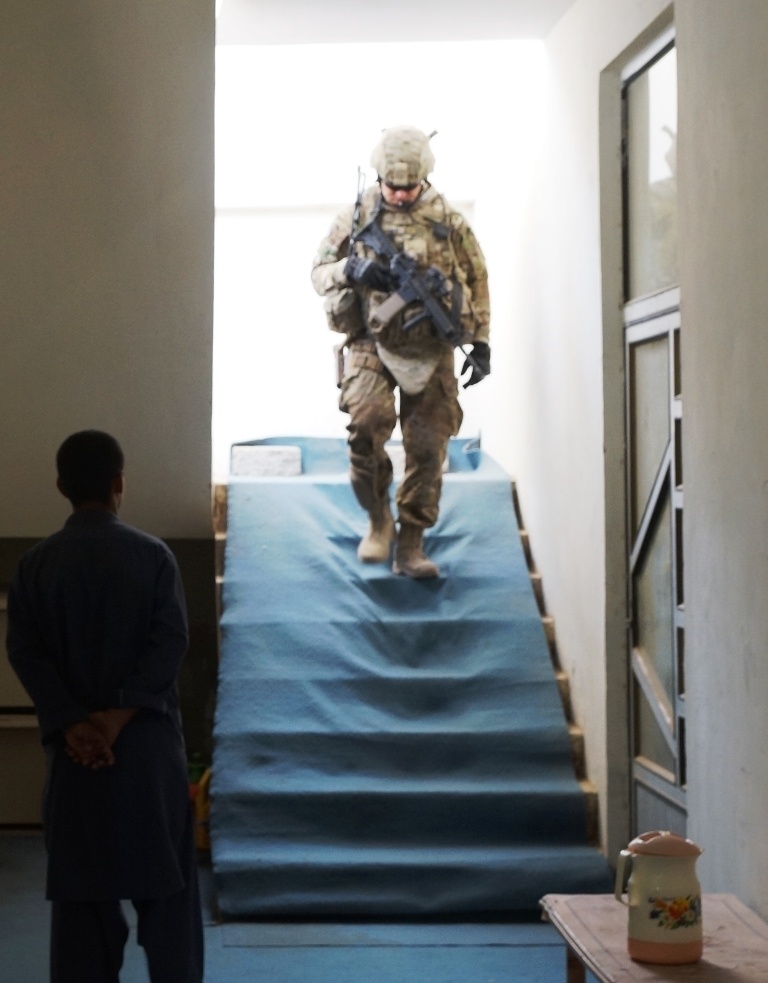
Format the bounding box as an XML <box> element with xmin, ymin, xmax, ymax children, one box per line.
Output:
<box><xmin>555</xmin><ymin>669</ymin><xmax>573</xmax><ymax>719</ymax></box>
<box><xmin>541</xmin><ymin>614</ymin><xmax>560</xmax><ymax>664</ymax></box>
<box><xmin>217</xmin><ymin>620</ymin><xmax>551</xmax><ymax>678</ymax></box>
<box><xmin>213</xmin><ymin>788</ymin><xmax>592</xmax><ymax>846</ymax></box>
<box><xmin>580</xmin><ymin>779</ymin><xmax>600</xmax><ymax>845</ymax></box>
<box><xmin>212</xmin><ymin>841</ymin><xmax>611</xmax><ymax>917</ymax></box>
<box><xmin>530</xmin><ymin>571</ymin><xmax>546</xmax><ymax>614</ymax></box>
<box><xmin>215</xmin><ymin>676</ymin><xmax>565</xmax><ymax>730</ymax></box>
<box><xmin>569</xmin><ymin>723</ymin><xmax>586</xmax><ymax>779</ymax></box>
<box><xmin>216</xmin><ymin>771</ymin><xmax>585</xmax><ymax>795</ymax></box>
<box><xmin>518</xmin><ymin>528</ymin><xmax>534</xmax><ymax>568</ymax></box>
<box><xmin>214</xmin><ymin>532</ymin><xmax>226</xmax><ymax>579</ymax></box>
<box><xmin>213</xmin><ymin>483</ymin><xmax>228</xmax><ymax>535</ymax></box>
<box><xmin>213</xmin><ymin>731</ymin><xmax>576</xmax><ymax>775</ymax></box>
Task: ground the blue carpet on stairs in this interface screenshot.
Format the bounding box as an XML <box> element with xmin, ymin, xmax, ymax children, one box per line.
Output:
<box><xmin>0</xmin><ymin>833</ymin><xmax>603</xmax><ymax>983</ymax></box>
<box><xmin>211</xmin><ymin>436</ymin><xmax>612</xmax><ymax>917</ymax></box>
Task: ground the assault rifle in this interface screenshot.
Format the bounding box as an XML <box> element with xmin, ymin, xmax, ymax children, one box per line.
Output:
<box><xmin>352</xmin><ymin>217</ymin><xmax>482</xmax><ymax>380</ymax></box>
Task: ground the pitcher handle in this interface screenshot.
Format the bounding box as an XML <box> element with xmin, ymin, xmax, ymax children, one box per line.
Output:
<box><xmin>614</xmin><ymin>849</ymin><xmax>632</xmax><ymax>904</ymax></box>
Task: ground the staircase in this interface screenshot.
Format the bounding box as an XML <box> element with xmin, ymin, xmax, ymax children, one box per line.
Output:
<box><xmin>210</xmin><ymin>437</ymin><xmax>611</xmax><ymax>917</ymax></box>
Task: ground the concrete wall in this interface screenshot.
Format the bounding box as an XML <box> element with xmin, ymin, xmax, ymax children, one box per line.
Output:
<box><xmin>676</xmin><ymin>0</ymin><xmax>768</xmax><ymax>917</ymax></box>
<box><xmin>1</xmin><ymin>1</ymin><xmax>217</xmax><ymax>757</ymax></box>
<box><xmin>1</xmin><ymin>1</ymin><xmax>214</xmax><ymax>540</ymax></box>
<box><xmin>512</xmin><ymin>0</ymin><xmax>670</xmax><ymax>858</ymax></box>
<box><xmin>518</xmin><ymin>0</ymin><xmax>768</xmax><ymax>915</ymax></box>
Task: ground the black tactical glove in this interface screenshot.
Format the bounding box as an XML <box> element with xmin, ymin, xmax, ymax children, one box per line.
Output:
<box><xmin>344</xmin><ymin>255</ymin><xmax>394</xmax><ymax>292</ymax></box>
<box><xmin>461</xmin><ymin>342</ymin><xmax>491</xmax><ymax>387</ymax></box>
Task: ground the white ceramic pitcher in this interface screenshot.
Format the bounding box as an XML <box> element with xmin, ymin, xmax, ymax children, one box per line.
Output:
<box><xmin>615</xmin><ymin>829</ymin><xmax>703</xmax><ymax>964</ymax></box>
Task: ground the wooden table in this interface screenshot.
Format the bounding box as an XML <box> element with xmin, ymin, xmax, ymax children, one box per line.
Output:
<box><xmin>540</xmin><ymin>893</ymin><xmax>768</xmax><ymax>983</ymax></box>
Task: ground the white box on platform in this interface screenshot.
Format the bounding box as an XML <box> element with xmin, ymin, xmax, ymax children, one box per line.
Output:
<box><xmin>231</xmin><ymin>445</ymin><xmax>302</xmax><ymax>477</ymax></box>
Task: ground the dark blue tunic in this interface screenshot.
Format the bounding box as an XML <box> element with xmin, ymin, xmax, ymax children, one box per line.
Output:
<box><xmin>6</xmin><ymin>511</ymin><xmax>193</xmax><ymax>902</ymax></box>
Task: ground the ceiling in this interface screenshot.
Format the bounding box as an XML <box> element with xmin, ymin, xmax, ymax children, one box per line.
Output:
<box><xmin>216</xmin><ymin>0</ymin><xmax>579</xmax><ymax>45</ymax></box>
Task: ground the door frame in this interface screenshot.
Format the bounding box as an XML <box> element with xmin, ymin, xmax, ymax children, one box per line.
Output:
<box><xmin>598</xmin><ymin>12</ymin><xmax>676</xmax><ymax>862</ymax></box>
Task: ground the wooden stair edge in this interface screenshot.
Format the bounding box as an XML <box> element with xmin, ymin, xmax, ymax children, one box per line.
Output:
<box><xmin>555</xmin><ymin>670</ymin><xmax>573</xmax><ymax>722</ymax></box>
<box><xmin>579</xmin><ymin>778</ymin><xmax>601</xmax><ymax>846</ymax></box>
<box><xmin>568</xmin><ymin>723</ymin><xmax>586</xmax><ymax>780</ymax></box>
<box><xmin>529</xmin><ymin>571</ymin><xmax>546</xmax><ymax>615</ymax></box>
<box><xmin>511</xmin><ymin>480</ymin><xmax>604</xmax><ymax>847</ymax></box>
<box><xmin>213</xmin><ymin>483</ymin><xmax>228</xmax><ymax>536</ymax></box>
<box><xmin>541</xmin><ymin>615</ymin><xmax>561</xmax><ymax>668</ymax></box>
<box><xmin>510</xmin><ymin>481</ymin><xmax>524</xmax><ymax>530</ymax></box>
<box><xmin>518</xmin><ymin>529</ymin><xmax>534</xmax><ymax>570</ymax></box>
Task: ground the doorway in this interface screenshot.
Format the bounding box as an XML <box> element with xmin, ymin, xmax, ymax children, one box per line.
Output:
<box><xmin>621</xmin><ymin>33</ymin><xmax>685</xmax><ymax>834</ymax></box>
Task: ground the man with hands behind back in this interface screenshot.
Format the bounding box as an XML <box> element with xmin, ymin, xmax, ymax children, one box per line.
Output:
<box><xmin>6</xmin><ymin>430</ymin><xmax>203</xmax><ymax>983</ymax></box>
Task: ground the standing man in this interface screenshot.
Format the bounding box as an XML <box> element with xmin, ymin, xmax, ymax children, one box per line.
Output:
<box><xmin>312</xmin><ymin>126</ymin><xmax>491</xmax><ymax>578</ymax></box>
<box><xmin>6</xmin><ymin>430</ymin><xmax>203</xmax><ymax>983</ymax></box>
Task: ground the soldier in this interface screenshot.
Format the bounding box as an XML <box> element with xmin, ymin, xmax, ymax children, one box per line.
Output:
<box><xmin>311</xmin><ymin>126</ymin><xmax>491</xmax><ymax>578</ymax></box>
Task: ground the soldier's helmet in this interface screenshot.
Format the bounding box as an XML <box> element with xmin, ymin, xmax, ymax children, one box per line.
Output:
<box><xmin>370</xmin><ymin>126</ymin><xmax>435</xmax><ymax>185</ymax></box>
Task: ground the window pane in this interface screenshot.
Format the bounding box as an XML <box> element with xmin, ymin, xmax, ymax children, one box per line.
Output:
<box><xmin>626</xmin><ymin>46</ymin><xmax>678</xmax><ymax>298</ymax></box>
<box><xmin>636</xmin><ymin>687</ymin><xmax>676</xmax><ymax>775</ymax></box>
<box><xmin>634</xmin><ymin>493</ymin><xmax>675</xmax><ymax>705</ymax></box>
<box><xmin>630</xmin><ymin>334</ymin><xmax>670</xmax><ymax>534</ymax></box>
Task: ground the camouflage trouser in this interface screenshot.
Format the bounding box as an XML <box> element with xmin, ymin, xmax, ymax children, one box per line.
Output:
<box><xmin>339</xmin><ymin>341</ymin><xmax>463</xmax><ymax>529</ymax></box>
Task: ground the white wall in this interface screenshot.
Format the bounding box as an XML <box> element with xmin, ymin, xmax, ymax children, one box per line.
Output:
<box><xmin>212</xmin><ymin>41</ymin><xmax>547</xmax><ymax>481</ymax></box>
<box><xmin>519</xmin><ymin>0</ymin><xmax>768</xmax><ymax>917</ymax></box>
<box><xmin>676</xmin><ymin>0</ymin><xmax>768</xmax><ymax>917</ymax></box>
<box><xmin>511</xmin><ymin>0</ymin><xmax>670</xmax><ymax>856</ymax></box>
<box><xmin>0</xmin><ymin>1</ymin><xmax>214</xmax><ymax>539</ymax></box>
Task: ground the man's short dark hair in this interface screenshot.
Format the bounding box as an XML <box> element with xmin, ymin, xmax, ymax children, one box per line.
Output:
<box><xmin>56</xmin><ymin>431</ymin><xmax>124</xmax><ymax>507</ymax></box>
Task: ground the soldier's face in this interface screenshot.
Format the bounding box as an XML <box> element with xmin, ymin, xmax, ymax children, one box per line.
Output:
<box><xmin>380</xmin><ymin>180</ymin><xmax>424</xmax><ymax>209</ymax></box>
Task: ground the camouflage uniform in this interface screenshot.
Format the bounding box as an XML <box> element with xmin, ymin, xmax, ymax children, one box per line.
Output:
<box><xmin>311</xmin><ymin>130</ymin><xmax>490</xmax><ymax>573</ymax></box>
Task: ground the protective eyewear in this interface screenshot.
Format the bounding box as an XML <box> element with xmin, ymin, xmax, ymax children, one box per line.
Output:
<box><xmin>382</xmin><ymin>180</ymin><xmax>422</xmax><ymax>193</ymax></box>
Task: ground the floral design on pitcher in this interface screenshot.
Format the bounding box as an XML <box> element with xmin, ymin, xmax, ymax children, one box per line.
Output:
<box><xmin>648</xmin><ymin>895</ymin><xmax>702</xmax><ymax>930</ymax></box>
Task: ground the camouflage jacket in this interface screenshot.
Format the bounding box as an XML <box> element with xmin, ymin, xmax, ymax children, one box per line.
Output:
<box><xmin>311</xmin><ymin>184</ymin><xmax>490</xmax><ymax>360</ymax></box>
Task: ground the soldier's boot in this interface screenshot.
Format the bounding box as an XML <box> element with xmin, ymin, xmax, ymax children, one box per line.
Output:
<box><xmin>392</xmin><ymin>523</ymin><xmax>440</xmax><ymax>579</ymax></box>
<box><xmin>357</xmin><ymin>500</ymin><xmax>395</xmax><ymax>563</ymax></box>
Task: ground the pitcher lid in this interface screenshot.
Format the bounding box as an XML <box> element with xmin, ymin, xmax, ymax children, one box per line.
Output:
<box><xmin>628</xmin><ymin>830</ymin><xmax>702</xmax><ymax>857</ymax></box>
